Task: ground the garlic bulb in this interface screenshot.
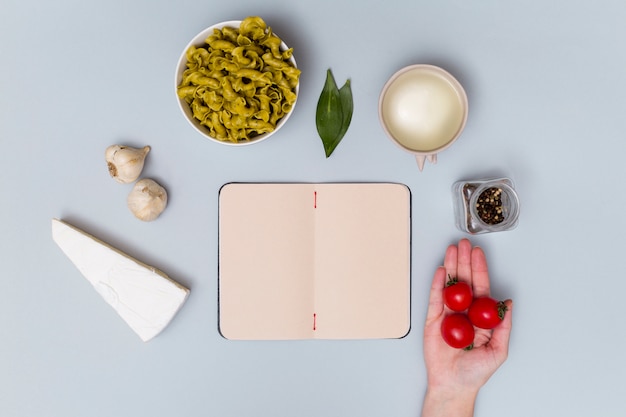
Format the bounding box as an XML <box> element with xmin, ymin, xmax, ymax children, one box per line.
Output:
<box><xmin>105</xmin><ymin>145</ymin><xmax>150</xmax><ymax>184</ymax></box>
<box><xmin>127</xmin><ymin>179</ymin><xmax>168</xmax><ymax>221</ymax></box>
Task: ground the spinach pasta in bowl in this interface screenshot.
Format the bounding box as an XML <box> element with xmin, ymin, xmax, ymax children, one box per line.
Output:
<box><xmin>175</xmin><ymin>17</ymin><xmax>301</xmax><ymax>145</ymax></box>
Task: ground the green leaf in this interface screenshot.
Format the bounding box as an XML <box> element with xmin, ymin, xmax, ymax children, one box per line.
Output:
<box><xmin>315</xmin><ymin>69</ymin><xmax>353</xmax><ymax>157</ymax></box>
<box><xmin>337</xmin><ymin>78</ymin><xmax>353</xmax><ymax>142</ymax></box>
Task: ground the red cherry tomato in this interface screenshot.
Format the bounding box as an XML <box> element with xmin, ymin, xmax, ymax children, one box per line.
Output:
<box><xmin>443</xmin><ymin>276</ymin><xmax>473</xmax><ymax>311</ymax></box>
<box><xmin>468</xmin><ymin>297</ymin><xmax>508</xmax><ymax>329</ymax></box>
<box><xmin>440</xmin><ymin>313</ymin><xmax>475</xmax><ymax>349</ymax></box>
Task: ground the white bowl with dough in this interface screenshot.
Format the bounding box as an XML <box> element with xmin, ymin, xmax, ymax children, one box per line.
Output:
<box><xmin>379</xmin><ymin>64</ymin><xmax>468</xmax><ymax>170</ymax></box>
<box><xmin>175</xmin><ymin>19</ymin><xmax>299</xmax><ymax>146</ymax></box>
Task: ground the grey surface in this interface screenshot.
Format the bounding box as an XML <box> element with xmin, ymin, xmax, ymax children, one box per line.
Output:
<box><xmin>2</xmin><ymin>1</ymin><xmax>625</xmax><ymax>416</ymax></box>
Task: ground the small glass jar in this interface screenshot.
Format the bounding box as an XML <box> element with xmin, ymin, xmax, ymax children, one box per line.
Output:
<box><xmin>452</xmin><ymin>177</ymin><xmax>520</xmax><ymax>234</ymax></box>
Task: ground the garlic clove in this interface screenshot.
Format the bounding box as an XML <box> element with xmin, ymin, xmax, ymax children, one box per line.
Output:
<box><xmin>105</xmin><ymin>145</ymin><xmax>150</xmax><ymax>184</ymax></box>
<box><xmin>127</xmin><ymin>178</ymin><xmax>168</xmax><ymax>221</ymax></box>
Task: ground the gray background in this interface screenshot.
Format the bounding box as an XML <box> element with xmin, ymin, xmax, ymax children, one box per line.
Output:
<box><xmin>2</xmin><ymin>1</ymin><xmax>625</xmax><ymax>416</ymax></box>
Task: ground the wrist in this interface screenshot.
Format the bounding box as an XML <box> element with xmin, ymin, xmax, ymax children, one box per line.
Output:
<box><xmin>421</xmin><ymin>385</ymin><xmax>479</xmax><ymax>417</ymax></box>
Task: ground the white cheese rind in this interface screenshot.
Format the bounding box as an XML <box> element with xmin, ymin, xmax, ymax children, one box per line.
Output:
<box><xmin>51</xmin><ymin>218</ymin><xmax>189</xmax><ymax>342</ymax></box>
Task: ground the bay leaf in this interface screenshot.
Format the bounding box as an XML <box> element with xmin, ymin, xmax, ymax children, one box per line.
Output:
<box><xmin>316</xmin><ymin>69</ymin><xmax>353</xmax><ymax>157</ymax></box>
<box><xmin>337</xmin><ymin>79</ymin><xmax>353</xmax><ymax>144</ymax></box>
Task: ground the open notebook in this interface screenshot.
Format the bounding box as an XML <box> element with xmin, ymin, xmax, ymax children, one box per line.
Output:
<box><xmin>218</xmin><ymin>183</ymin><xmax>411</xmax><ymax>340</ymax></box>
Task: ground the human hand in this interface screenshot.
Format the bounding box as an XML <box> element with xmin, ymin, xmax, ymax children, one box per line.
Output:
<box><xmin>421</xmin><ymin>239</ymin><xmax>513</xmax><ymax>417</ymax></box>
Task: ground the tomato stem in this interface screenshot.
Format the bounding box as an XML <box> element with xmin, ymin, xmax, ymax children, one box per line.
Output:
<box><xmin>496</xmin><ymin>301</ymin><xmax>508</xmax><ymax>320</ymax></box>
<box><xmin>446</xmin><ymin>274</ymin><xmax>458</xmax><ymax>287</ymax></box>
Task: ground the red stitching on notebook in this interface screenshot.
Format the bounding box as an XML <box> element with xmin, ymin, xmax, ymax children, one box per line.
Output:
<box><xmin>313</xmin><ymin>313</ymin><xmax>317</xmax><ymax>331</ymax></box>
<box><xmin>314</xmin><ymin>191</ymin><xmax>317</xmax><ymax>209</ymax></box>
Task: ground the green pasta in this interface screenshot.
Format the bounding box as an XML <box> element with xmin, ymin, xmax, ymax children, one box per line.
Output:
<box><xmin>177</xmin><ymin>16</ymin><xmax>301</xmax><ymax>142</ymax></box>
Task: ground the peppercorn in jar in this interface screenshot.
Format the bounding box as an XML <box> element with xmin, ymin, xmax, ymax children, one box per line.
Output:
<box><xmin>452</xmin><ymin>177</ymin><xmax>520</xmax><ymax>234</ymax></box>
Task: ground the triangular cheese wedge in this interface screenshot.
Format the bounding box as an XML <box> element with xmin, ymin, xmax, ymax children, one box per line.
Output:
<box><xmin>51</xmin><ymin>218</ymin><xmax>189</xmax><ymax>342</ymax></box>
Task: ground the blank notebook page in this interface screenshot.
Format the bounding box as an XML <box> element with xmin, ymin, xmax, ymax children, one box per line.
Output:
<box><xmin>218</xmin><ymin>183</ymin><xmax>411</xmax><ymax>340</ymax></box>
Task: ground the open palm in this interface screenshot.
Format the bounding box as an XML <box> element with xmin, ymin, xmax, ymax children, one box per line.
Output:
<box><xmin>421</xmin><ymin>239</ymin><xmax>513</xmax><ymax>416</ymax></box>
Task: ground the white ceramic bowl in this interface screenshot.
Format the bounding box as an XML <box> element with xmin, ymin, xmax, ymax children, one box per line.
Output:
<box><xmin>175</xmin><ymin>20</ymin><xmax>299</xmax><ymax>145</ymax></box>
